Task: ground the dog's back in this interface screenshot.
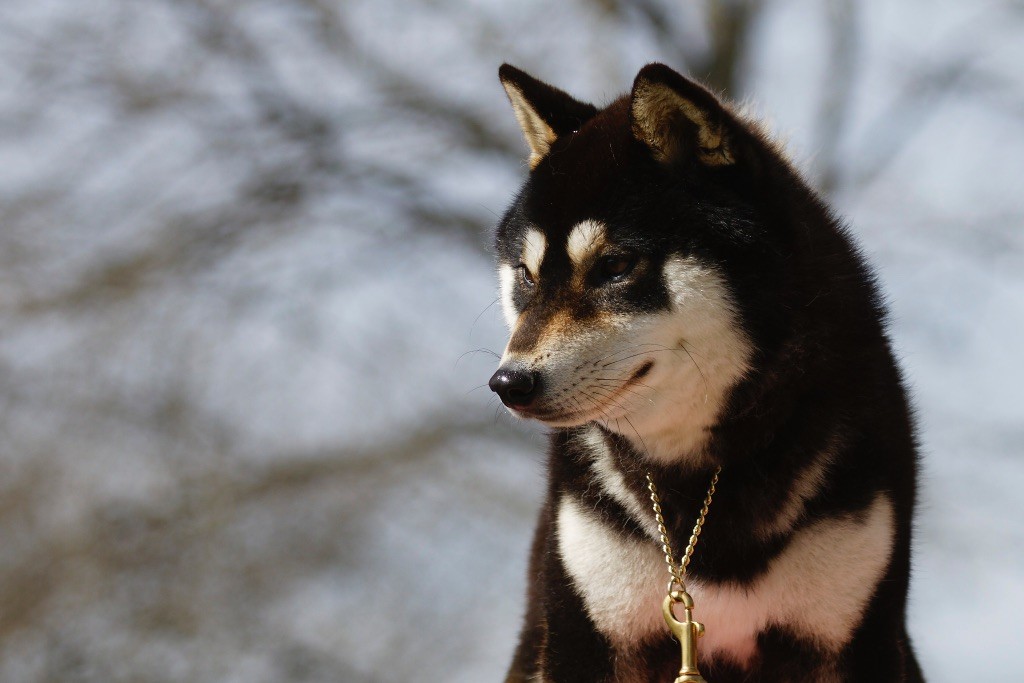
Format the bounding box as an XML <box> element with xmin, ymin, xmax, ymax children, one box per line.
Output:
<box><xmin>489</xmin><ymin>63</ymin><xmax>923</xmax><ymax>682</ymax></box>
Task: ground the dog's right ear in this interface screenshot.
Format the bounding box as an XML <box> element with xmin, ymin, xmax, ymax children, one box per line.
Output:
<box><xmin>499</xmin><ymin>64</ymin><xmax>598</xmax><ymax>168</ymax></box>
<box><xmin>630</xmin><ymin>63</ymin><xmax>737</xmax><ymax>167</ymax></box>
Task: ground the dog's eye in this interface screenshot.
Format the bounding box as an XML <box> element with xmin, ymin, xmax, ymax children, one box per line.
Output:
<box><xmin>518</xmin><ymin>264</ymin><xmax>536</xmax><ymax>287</ymax></box>
<box><xmin>598</xmin><ymin>255</ymin><xmax>636</xmax><ymax>282</ymax></box>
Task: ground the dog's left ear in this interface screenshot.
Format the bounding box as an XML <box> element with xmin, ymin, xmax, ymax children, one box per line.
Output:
<box><xmin>630</xmin><ymin>63</ymin><xmax>736</xmax><ymax>167</ymax></box>
<box><xmin>499</xmin><ymin>64</ymin><xmax>598</xmax><ymax>168</ymax></box>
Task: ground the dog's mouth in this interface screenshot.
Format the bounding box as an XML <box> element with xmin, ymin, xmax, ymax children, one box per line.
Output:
<box><xmin>630</xmin><ymin>360</ymin><xmax>655</xmax><ymax>382</ymax></box>
<box><xmin>517</xmin><ymin>360</ymin><xmax>654</xmax><ymax>426</ymax></box>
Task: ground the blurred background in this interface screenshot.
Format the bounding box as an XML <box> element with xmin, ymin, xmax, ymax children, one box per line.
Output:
<box><xmin>0</xmin><ymin>0</ymin><xmax>1021</xmax><ymax>681</ymax></box>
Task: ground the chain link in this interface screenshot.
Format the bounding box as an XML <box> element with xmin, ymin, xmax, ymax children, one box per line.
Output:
<box><xmin>645</xmin><ymin>467</ymin><xmax>721</xmax><ymax>594</ymax></box>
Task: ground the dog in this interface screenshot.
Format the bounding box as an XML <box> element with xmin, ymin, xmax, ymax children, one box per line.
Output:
<box><xmin>487</xmin><ymin>63</ymin><xmax>924</xmax><ymax>682</ymax></box>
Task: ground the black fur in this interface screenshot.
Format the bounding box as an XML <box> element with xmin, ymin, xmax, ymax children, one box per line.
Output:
<box><xmin>491</xmin><ymin>63</ymin><xmax>923</xmax><ymax>682</ymax></box>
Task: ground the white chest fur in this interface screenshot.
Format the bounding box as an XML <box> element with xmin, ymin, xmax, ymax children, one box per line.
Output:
<box><xmin>556</xmin><ymin>492</ymin><xmax>895</xmax><ymax>666</ymax></box>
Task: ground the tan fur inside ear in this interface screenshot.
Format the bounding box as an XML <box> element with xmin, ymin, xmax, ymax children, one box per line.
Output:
<box><xmin>632</xmin><ymin>80</ymin><xmax>734</xmax><ymax>166</ymax></box>
<box><xmin>502</xmin><ymin>81</ymin><xmax>557</xmax><ymax>168</ymax></box>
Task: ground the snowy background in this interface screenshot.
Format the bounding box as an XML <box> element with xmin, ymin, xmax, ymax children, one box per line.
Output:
<box><xmin>0</xmin><ymin>0</ymin><xmax>1021</xmax><ymax>681</ymax></box>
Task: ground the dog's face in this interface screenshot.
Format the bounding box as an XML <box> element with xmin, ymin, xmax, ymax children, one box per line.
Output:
<box><xmin>490</xmin><ymin>64</ymin><xmax>786</xmax><ymax>462</ymax></box>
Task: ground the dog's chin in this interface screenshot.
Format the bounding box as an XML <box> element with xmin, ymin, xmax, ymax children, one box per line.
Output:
<box><xmin>535</xmin><ymin>412</ymin><xmax>593</xmax><ymax>428</ymax></box>
<box><xmin>509</xmin><ymin>403</ymin><xmax>629</xmax><ymax>429</ymax></box>
<box><xmin>507</xmin><ymin>405</ymin><xmax>594</xmax><ymax>428</ymax></box>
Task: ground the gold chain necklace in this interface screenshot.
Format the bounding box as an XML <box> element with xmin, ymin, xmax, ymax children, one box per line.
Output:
<box><xmin>645</xmin><ymin>467</ymin><xmax>721</xmax><ymax>683</ymax></box>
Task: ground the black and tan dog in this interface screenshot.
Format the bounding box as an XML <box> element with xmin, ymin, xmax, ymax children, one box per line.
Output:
<box><xmin>487</xmin><ymin>63</ymin><xmax>924</xmax><ymax>682</ymax></box>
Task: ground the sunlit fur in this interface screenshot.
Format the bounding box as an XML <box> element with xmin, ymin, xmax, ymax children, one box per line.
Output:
<box><xmin>557</xmin><ymin>490</ymin><xmax>895</xmax><ymax>675</ymax></box>
<box><xmin>498</xmin><ymin>263</ymin><xmax>518</xmax><ymax>328</ymax></box>
<box><xmin>565</xmin><ymin>219</ymin><xmax>607</xmax><ymax>267</ymax></box>
<box><xmin>604</xmin><ymin>256</ymin><xmax>752</xmax><ymax>464</ymax></box>
<box><xmin>501</xmin><ymin>81</ymin><xmax>557</xmax><ymax>167</ymax></box>
<box><xmin>521</xmin><ymin>228</ymin><xmax>547</xmax><ymax>280</ymax></box>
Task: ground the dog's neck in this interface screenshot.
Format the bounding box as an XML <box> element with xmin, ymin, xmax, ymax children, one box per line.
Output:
<box><xmin>578</xmin><ymin>412</ymin><xmax>837</xmax><ymax>563</ymax></box>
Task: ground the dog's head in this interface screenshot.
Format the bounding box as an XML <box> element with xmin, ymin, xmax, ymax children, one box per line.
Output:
<box><xmin>490</xmin><ymin>63</ymin><xmax>795</xmax><ymax>462</ymax></box>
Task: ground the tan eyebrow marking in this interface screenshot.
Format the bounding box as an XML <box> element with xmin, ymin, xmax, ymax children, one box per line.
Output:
<box><xmin>521</xmin><ymin>228</ymin><xmax>547</xmax><ymax>277</ymax></box>
<box><xmin>567</xmin><ymin>220</ymin><xmax>607</xmax><ymax>267</ymax></box>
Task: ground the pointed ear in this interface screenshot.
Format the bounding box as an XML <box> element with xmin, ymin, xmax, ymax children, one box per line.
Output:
<box><xmin>499</xmin><ymin>64</ymin><xmax>598</xmax><ymax>168</ymax></box>
<box><xmin>630</xmin><ymin>63</ymin><xmax>736</xmax><ymax>166</ymax></box>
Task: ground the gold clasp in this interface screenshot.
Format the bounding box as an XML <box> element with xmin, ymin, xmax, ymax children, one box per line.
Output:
<box><xmin>662</xmin><ymin>589</ymin><xmax>707</xmax><ymax>683</ymax></box>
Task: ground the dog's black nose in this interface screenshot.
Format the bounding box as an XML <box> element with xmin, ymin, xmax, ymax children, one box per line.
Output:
<box><xmin>489</xmin><ymin>367</ymin><xmax>539</xmax><ymax>408</ymax></box>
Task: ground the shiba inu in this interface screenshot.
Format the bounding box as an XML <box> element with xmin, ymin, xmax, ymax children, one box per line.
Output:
<box><xmin>487</xmin><ymin>63</ymin><xmax>924</xmax><ymax>682</ymax></box>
